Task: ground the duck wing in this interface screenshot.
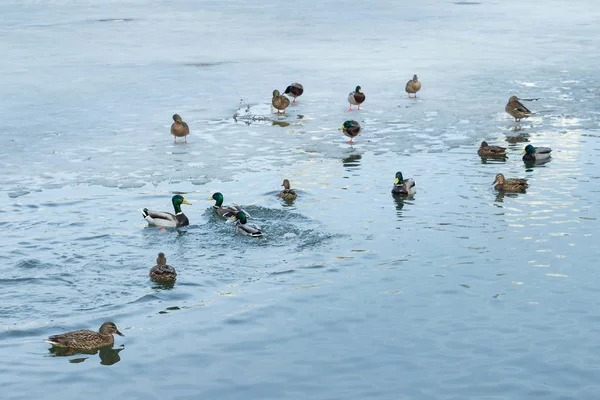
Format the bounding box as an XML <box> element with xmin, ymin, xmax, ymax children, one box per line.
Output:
<box><xmin>46</xmin><ymin>329</ymin><xmax>98</xmax><ymax>347</ymax></box>
<box><xmin>236</xmin><ymin>222</ymin><xmax>263</xmax><ymax>237</ymax></box>
<box><xmin>535</xmin><ymin>147</ymin><xmax>552</xmax><ymax>155</ymax></box>
<box><xmin>142</xmin><ymin>208</ymin><xmax>178</xmax><ymax>227</ymax></box>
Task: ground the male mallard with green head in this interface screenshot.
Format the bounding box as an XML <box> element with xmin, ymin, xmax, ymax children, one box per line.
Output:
<box><xmin>348</xmin><ymin>86</ymin><xmax>365</xmax><ymax>111</ymax></box>
<box><xmin>272</xmin><ymin>90</ymin><xmax>290</xmax><ymax>114</ymax></box>
<box><xmin>171</xmin><ymin>114</ymin><xmax>189</xmax><ymax>144</ymax></box>
<box><xmin>391</xmin><ymin>171</ymin><xmax>416</xmax><ymax>196</ymax></box>
<box><xmin>478</xmin><ymin>141</ymin><xmax>507</xmax><ymax>158</ymax></box>
<box><xmin>284</xmin><ymin>83</ymin><xmax>304</xmax><ymax>103</ymax></box>
<box><xmin>522</xmin><ymin>144</ymin><xmax>552</xmax><ymax>162</ymax></box>
<box><xmin>231</xmin><ymin>211</ymin><xmax>263</xmax><ymax>237</ymax></box>
<box><xmin>405</xmin><ymin>75</ymin><xmax>421</xmax><ymax>98</ymax></box>
<box><xmin>142</xmin><ymin>194</ymin><xmax>191</xmax><ymax>228</ymax></box>
<box><xmin>46</xmin><ymin>322</ymin><xmax>124</xmax><ymax>350</ymax></box>
<box><xmin>505</xmin><ymin>96</ymin><xmax>532</xmax><ymax>122</ymax></box>
<box><xmin>278</xmin><ymin>179</ymin><xmax>298</xmax><ymax>201</ymax></box>
<box><xmin>149</xmin><ymin>252</ymin><xmax>177</xmax><ymax>282</ymax></box>
<box><xmin>209</xmin><ymin>192</ymin><xmax>248</xmax><ymax>219</ymax></box>
<box><xmin>339</xmin><ymin>120</ymin><xmax>361</xmax><ymax>143</ymax></box>
<box><xmin>492</xmin><ymin>173</ymin><xmax>528</xmax><ymax>193</ymax></box>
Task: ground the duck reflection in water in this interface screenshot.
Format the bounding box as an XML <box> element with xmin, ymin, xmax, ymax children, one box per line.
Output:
<box><xmin>505</xmin><ymin>133</ymin><xmax>529</xmax><ymax>144</ymax></box>
<box><xmin>49</xmin><ymin>345</ymin><xmax>124</xmax><ymax>366</ymax></box>
<box><xmin>342</xmin><ymin>153</ymin><xmax>362</xmax><ymax>170</ymax></box>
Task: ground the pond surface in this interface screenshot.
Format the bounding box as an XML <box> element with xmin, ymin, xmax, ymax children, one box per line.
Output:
<box><xmin>1</xmin><ymin>0</ymin><xmax>600</xmax><ymax>399</ymax></box>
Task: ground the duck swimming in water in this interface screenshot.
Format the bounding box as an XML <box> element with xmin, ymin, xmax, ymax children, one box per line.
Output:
<box><xmin>46</xmin><ymin>322</ymin><xmax>124</xmax><ymax>350</ymax></box>
<box><xmin>142</xmin><ymin>195</ymin><xmax>191</xmax><ymax>228</ymax></box>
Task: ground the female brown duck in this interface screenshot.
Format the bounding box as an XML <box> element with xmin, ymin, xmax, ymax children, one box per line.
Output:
<box><xmin>46</xmin><ymin>322</ymin><xmax>124</xmax><ymax>350</ymax></box>
<box><xmin>149</xmin><ymin>252</ymin><xmax>177</xmax><ymax>282</ymax></box>
<box><xmin>492</xmin><ymin>173</ymin><xmax>528</xmax><ymax>192</ymax></box>
<box><xmin>278</xmin><ymin>179</ymin><xmax>298</xmax><ymax>201</ymax></box>
<box><xmin>272</xmin><ymin>90</ymin><xmax>290</xmax><ymax>114</ymax></box>
<box><xmin>171</xmin><ymin>114</ymin><xmax>189</xmax><ymax>144</ymax></box>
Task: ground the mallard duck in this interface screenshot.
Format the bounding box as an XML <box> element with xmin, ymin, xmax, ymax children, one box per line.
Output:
<box><xmin>348</xmin><ymin>85</ymin><xmax>365</xmax><ymax>111</ymax></box>
<box><xmin>278</xmin><ymin>179</ymin><xmax>298</xmax><ymax>201</ymax></box>
<box><xmin>405</xmin><ymin>75</ymin><xmax>421</xmax><ymax>98</ymax></box>
<box><xmin>492</xmin><ymin>173</ymin><xmax>528</xmax><ymax>192</ymax></box>
<box><xmin>209</xmin><ymin>192</ymin><xmax>248</xmax><ymax>219</ymax></box>
<box><xmin>171</xmin><ymin>114</ymin><xmax>189</xmax><ymax>144</ymax></box>
<box><xmin>391</xmin><ymin>171</ymin><xmax>416</xmax><ymax>196</ymax></box>
<box><xmin>149</xmin><ymin>252</ymin><xmax>177</xmax><ymax>282</ymax></box>
<box><xmin>46</xmin><ymin>322</ymin><xmax>124</xmax><ymax>350</ymax></box>
<box><xmin>522</xmin><ymin>144</ymin><xmax>552</xmax><ymax>162</ymax></box>
<box><xmin>231</xmin><ymin>211</ymin><xmax>262</xmax><ymax>237</ymax></box>
<box><xmin>272</xmin><ymin>90</ymin><xmax>290</xmax><ymax>114</ymax></box>
<box><xmin>142</xmin><ymin>194</ymin><xmax>191</xmax><ymax>228</ymax></box>
<box><xmin>284</xmin><ymin>83</ymin><xmax>304</xmax><ymax>103</ymax></box>
<box><xmin>478</xmin><ymin>141</ymin><xmax>507</xmax><ymax>158</ymax></box>
<box><xmin>339</xmin><ymin>120</ymin><xmax>361</xmax><ymax>143</ymax></box>
<box><xmin>505</xmin><ymin>96</ymin><xmax>532</xmax><ymax>122</ymax></box>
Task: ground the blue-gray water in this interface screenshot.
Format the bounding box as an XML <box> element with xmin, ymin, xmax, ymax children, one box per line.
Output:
<box><xmin>2</xmin><ymin>0</ymin><xmax>600</xmax><ymax>398</ymax></box>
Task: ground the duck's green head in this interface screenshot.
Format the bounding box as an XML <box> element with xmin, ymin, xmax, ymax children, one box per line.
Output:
<box><xmin>233</xmin><ymin>211</ymin><xmax>248</xmax><ymax>224</ymax></box>
<box><xmin>209</xmin><ymin>192</ymin><xmax>224</xmax><ymax>206</ymax></box>
<box><xmin>172</xmin><ymin>194</ymin><xmax>190</xmax><ymax>206</ymax></box>
<box><xmin>523</xmin><ymin>144</ymin><xmax>535</xmax><ymax>155</ymax></box>
<box><xmin>172</xmin><ymin>114</ymin><xmax>183</xmax><ymax>122</ymax></box>
<box><xmin>339</xmin><ymin>120</ymin><xmax>356</xmax><ymax>130</ymax></box>
<box><xmin>394</xmin><ymin>171</ymin><xmax>404</xmax><ymax>185</ymax></box>
<box><xmin>99</xmin><ymin>322</ymin><xmax>124</xmax><ymax>337</ymax></box>
<box><xmin>355</xmin><ymin>85</ymin><xmax>362</xmax><ymax>93</ymax></box>
<box><xmin>273</xmin><ymin>89</ymin><xmax>280</xmax><ymax>97</ymax></box>
<box><xmin>171</xmin><ymin>195</ymin><xmax>190</xmax><ymax>213</ymax></box>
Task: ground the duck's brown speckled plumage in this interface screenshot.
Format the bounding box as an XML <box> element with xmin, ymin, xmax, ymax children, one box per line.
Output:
<box><xmin>171</xmin><ymin>114</ymin><xmax>189</xmax><ymax>143</ymax></box>
<box><xmin>492</xmin><ymin>173</ymin><xmax>529</xmax><ymax>193</ymax></box>
<box><xmin>277</xmin><ymin>179</ymin><xmax>298</xmax><ymax>201</ymax></box>
<box><xmin>46</xmin><ymin>322</ymin><xmax>124</xmax><ymax>350</ymax></box>
<box><xmin>272</xmin><ymin>90</ymin><xmax>290</xmax><ymax>113</ymax></box>
<box><xmin>405</xmin><ymin>75</ymin><xmax>421</xmax><ymax>98</ymax></box>
<box><xmin>478</xmin><ymin>141</ymin><xmax>507</xmax><ymax>158</ymax></box>
<box><xmin>149</xmin><ymin>252</ymin><xmax>177</xmax><ymax>282</ymax></box>
<box><xmin>505</xmin><ymin>96</ymin><xmax>532</xmax><ymax>122</ymax></box>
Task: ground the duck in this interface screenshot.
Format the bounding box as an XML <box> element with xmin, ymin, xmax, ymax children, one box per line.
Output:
<box><xmin>492</xmin><ymin>173</ymin><xmax>528</xmax><ymax>192</ymax></box>
<box><xmin>284</xmin><ymin>83</ymin><xmax>304</xmax><ymax>103</ymax></box>
<box><xmin>142</xmin><ymin>194</ymin><xmax>191</xmax><ymax>228</ymax></box>
<box><xmin>231</xmin><ymin>211</ymin><xmax>263</xmax><ymax>237</ymax></box>
<box><xmin>46</xmin><ymin>322</ymin><xmax>124</xmax><ymax>350</ymax></box>
<box><xmin>505</xmin><ymin>96</ymin><xmax>532</xmax><ymax>122</ymax></box>
<box><xmin>277</xmin><ymin>179</ymin><xmax>298</xmax><ymax>201</ymax></box>
<box><xmin>405</xmin><ymin>75</ymin><xmax>421</xmax><ymax>98</ymax></box>
<box><xmin>347</xmin><ymin>86</ymin><xmax>365</xmax><ymax>111</ymax></box>
<box><xmin>171</xmin><ymin>114</ymin><xmax>190</xmax><ymax>144</ymax></box>
<box><xmin>272</xmin><ymin>90</ymin><xmax>290</xmax><ymax>114</ymax></box>
<box><xmin>339</xmin><ymin>120</ymin><xmax>361</xmax><ymax>143</ymax></box>
<box><xmin>478</xmin><ymin>141</ymin><xmax>507</xmax><ymax>158</ymax></box>
<box><xmin>522</xmin><ymin>144</ymin><xmax>552</xmax><ymax>162</ymax></box>
<box><xmin>209</xmin><ymin>192</ymin><xmax>248</xmax><ymax>219</ymax></box>
<box><xmin>149</xmin><ymin>252</ymin><xmax>177</xmax><ymax>282</ymax></box>
<box><xmin>391</xmin><ymin>171</ymin><xmax>416</xmax><ymax>196</ymax></box>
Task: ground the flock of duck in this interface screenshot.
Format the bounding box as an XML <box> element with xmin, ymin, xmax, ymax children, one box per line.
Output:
<box><xmin>45</xmin><ymin>75</ymin><xmax>552</xmax><ymax>352</ymax></box>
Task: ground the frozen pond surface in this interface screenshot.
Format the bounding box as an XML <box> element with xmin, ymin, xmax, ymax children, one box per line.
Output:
<box><xmin>1</xmin><ymin>1</ymin><xmax>600</xmax><ymax>399</ymax></box>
